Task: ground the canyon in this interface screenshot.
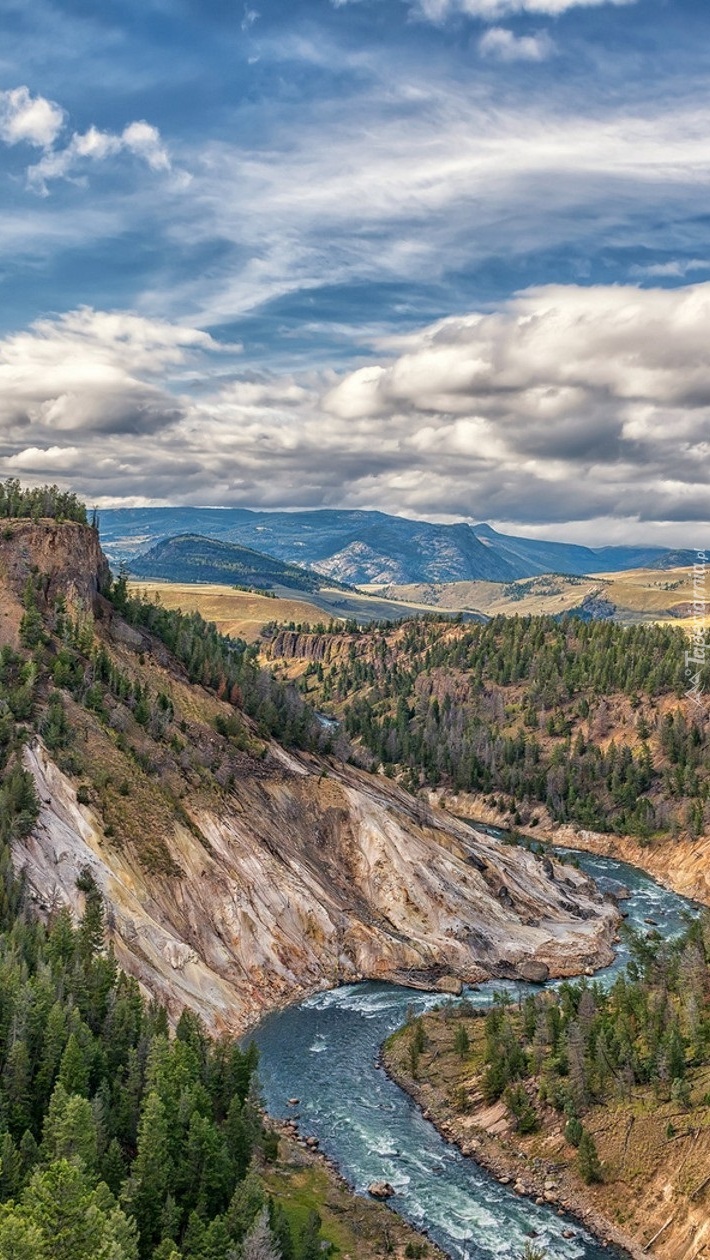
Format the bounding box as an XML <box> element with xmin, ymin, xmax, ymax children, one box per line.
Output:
<box><xmin>1</xmin><ymin>520</ymin><xmax>618</xmax><ymax>1034</ymax></box>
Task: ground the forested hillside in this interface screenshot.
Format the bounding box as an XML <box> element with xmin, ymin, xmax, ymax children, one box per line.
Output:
<box><xmin>278</xmin><ymin>616</ymin><xmax>710</xmax><ymax>841</ymax></box>
<box><xmin>0</xmin><ymin>657</ymin><xmax>328</xmax><ymax>1260</ymax></box>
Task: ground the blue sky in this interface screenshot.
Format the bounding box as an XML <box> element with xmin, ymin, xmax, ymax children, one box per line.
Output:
<box><xmin>0</xmin><ymin>0</ymin><xmax>709</xmax><ymax>543</ymax></box>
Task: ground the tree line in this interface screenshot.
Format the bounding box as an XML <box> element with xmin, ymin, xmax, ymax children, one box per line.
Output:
<box><xmin>0</xmin><ymin>479</ymin><xmax>88</xmax><ymax>524</ymax></box>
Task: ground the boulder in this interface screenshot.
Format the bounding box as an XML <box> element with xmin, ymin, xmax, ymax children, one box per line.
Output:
<box><xmin>368</xmin><ymin>1181</ymin><xmax>395</xmax><ymax>1200</ymax></box>
<box><xmin>518</xmin><ymin>960</ymin><xmax>550</xmax><ymax>983</ymax></box>
<box><xmin>436</xmin><ymin>975</ymin><xmax>464</xmax><ymax>996</ymax></box>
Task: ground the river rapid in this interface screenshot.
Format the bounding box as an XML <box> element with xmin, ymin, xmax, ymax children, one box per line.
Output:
<box><xmin>252</xmin><ymin>840</ymin><xmax>698</xmax><ymax>1260</ymax></box>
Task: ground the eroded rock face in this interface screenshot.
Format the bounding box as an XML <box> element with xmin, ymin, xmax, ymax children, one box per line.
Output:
<box><xmin>0</xmin><ymin>520</ymin><xmax>108</xmax><ymax>621</ymax></box>
<box><xmin>17</xmin><ymin>741</ymin><xmax>618</xmax><ymax>1034</ymax></box>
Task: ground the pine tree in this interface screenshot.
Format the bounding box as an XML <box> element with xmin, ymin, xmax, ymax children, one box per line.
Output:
<box><xmin>298</xmin><ymin>1210</ymin><xmax>323</xmax><ymax>1260</ymax></box>
<box><xmin>122</xmin><ymin>1091</ymin><xmax>172</xmax><ymax>1256</ymax></box>
<box><xmin>454</xmin><ymin>1024</ymin><xmax>470</xmax><ymax>1059</ymax></box>
<box><xmin>57</xmin><ymin>1033</ymin><xmax>90</xmax><ymax>1098</ymax></box>
<box><xmin>0</xmin><ymin>1207</ymin><xmax>47</xmax><ymax>1260</ymax></box>
<box><xmin>20</xmin><ymin>1159</ymin><xmax>138</xmax><ymax>1260</ymax></box>
<box><xmin>0</xmin><ymin>1132</ymin><xmax>22</xmax><ymax>1201</ymax></box>
<box><xmin>3</xmin><ymin>1040</ymin><xmax>32</xmax><ymax>1139</ymax></box>
<box><xmin>225</xmin><ymin>1170</ymin><xmax>264</xmax><ymax>1242</ymax></box>
<box><xmin>41</xmin><ymin>1083</ymin><xmax>98</xmax><ymax>1173</ymax></box>
<box><xmin>577</xmin><ymin>1129</ymin><xmax>603</xmax><ymax>1184</ymax></box>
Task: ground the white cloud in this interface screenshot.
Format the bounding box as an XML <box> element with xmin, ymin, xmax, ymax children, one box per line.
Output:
<box><xmin>179</xmin><ymin>91</ymin><xmax>710</xmax><ymax>328</ymax></box>
<box><xmin>414</xmin><ymin>0</ymin><xmax>635</xmax><ymax>20</ymax></box>
<box><xmin>0</xmin><ymin>86</ymin><xmax>65</xmax><ymax>148</ymax></box>
<box><xmin>27</xmin><ymin>119</ymin><xmax>171</xmax><ymax>193</ymax></box>
<box><xmin>631</xmin><ymin>258</ymin><xmax>710</xmax><ymax>280</ymax></box>
<box><xmin>0</xmin><ymin>307</ymin><xmax>219</xmax><ymax>436</ymax></box>
<box><xmin>478</xmin><ymin>26</ymin><xmax>554</xmax><ymax>60</ymax></box>
<box><xmin>0</xmin><ymin>85</ymin><xmax>171</xmax><ymax>193</ymax></box>
<box><xmin>121</xmin><ymin>121</ymin><xmax>171</xmax><ymax>172</ymax></box>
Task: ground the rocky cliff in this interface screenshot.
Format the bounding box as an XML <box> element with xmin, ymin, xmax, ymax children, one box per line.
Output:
<box><xmin>265</xmin><ymin>627</ymin><xmax>357</xmax><ymax>665</ymax></box>
<box><xmin>3</xmin><ymin>522</ymin><xmax>618</xmax><ymax>1032</ymax></box>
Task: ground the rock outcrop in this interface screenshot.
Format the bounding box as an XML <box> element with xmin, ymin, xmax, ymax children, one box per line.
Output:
<box><xmin>18</xmin><ymin>738</ymin><xmax>617</xmax><ymax>1034</ymax></box>
<box><xmin>0</xmin><ymin>519</ymin><xmax>108</xmax><ymax>623</ymax></box>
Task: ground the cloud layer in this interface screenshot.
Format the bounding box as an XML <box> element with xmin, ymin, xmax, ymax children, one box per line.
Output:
<box><xmin>1</xmin><ymin>285</ymin><xmax>708</xmax><ymax>543</ymax></box>
<box><xmin>0</xmin><ymin>0</ymin><xmax>708</xmax><ymax>549</ymax></box>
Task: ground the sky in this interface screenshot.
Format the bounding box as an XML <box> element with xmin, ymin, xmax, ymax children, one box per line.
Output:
<box><xmin>0</xmin><ymin>0</ymin><xmax>709</xmax><ymax>545</ymax></box>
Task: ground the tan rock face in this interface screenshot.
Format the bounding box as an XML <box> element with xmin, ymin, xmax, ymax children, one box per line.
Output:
<box><xmin>18</xmin><ymin>740</ymin><xmax>618</xmax><ymax>1034</ymax></box>
<box><xmin>266</xmin><ymin>629</ymin><xmax>357</xmax><ymax>666</ymax></box>
<box><xmin>0</xmin><ymin>519</ymin><xmax>108</xmax><ymax>621</ymax></box>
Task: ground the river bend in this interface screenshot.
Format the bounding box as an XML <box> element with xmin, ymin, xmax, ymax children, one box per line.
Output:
<box><xmin>253</xmin><ymin>844</ymin><xmax>697</xmax><ymax>1259</ymax></box>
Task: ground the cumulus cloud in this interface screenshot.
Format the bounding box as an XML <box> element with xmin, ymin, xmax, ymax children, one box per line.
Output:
<box><xmin>0</xmin><ymin>308</ymin><xmax>218</xmax><ymax>439</ymax></box>
<box><xmin>27</xmin><ymin>120</ymin><xmax>171</xmax><ymax>193</ymax></box>
<box><xmin>0</xmin><ymin>288</ymin><xmax>709</xmax><ymax>540</ymax></box>
<box><xmin>0</xmin><ymin>84</ymin><xmax>171</xmax><ymax>194</ymax></box>
<box><xmin>0</xmin><ymin>86</ymin><xmax>64</xmax><ymax>148</ymax></box>
<box><xmin>478</xmin><ymin>26</ymin><xmax>554</xmax><ymax>60</ymax></box>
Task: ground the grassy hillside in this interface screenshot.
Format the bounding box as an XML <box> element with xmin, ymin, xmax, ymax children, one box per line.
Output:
<box><xmin>367</xmin><ymin>566</ymin><xmax>710</xmax><ymax>629</ymax></box>
<box><xmin>127</xmin><ymin>578</ymin><xmax>459</xmax><ymax>639</ymax></box>
<box><xmin>128</xmin><ymin>580</ymin><xmax>328</xmax><ymax>642</ymax></box>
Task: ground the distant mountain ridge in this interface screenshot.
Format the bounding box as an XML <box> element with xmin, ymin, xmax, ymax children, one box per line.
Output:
<box><xmin>127</xmin><ymin>533</ymin><xmax>349</xmax><ymax>592</ymax></box>
<box><xmin>99</xmin><ymin>506</ymin><xmax>695</xmax><ymax>586</ymax></box>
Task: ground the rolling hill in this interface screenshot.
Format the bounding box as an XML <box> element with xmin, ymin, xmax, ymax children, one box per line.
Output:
<box><xmin>127</xmin><ymin>532</ymin><xmax>348</xmax><ymax>592</ymax></box>
<box><xmin>366</xmin><ymin>566</ymin><xmax>709</xmax><ymax>627</ymax></box>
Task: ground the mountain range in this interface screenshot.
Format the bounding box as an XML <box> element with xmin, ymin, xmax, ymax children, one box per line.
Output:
<box><xmin>99</xmin><ymin>506</ymin><xmax>696</xmax><ymax>586</ymax></box>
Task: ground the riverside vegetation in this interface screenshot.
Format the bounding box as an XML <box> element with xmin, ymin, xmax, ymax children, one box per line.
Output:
<box><xmin>384</xmin><ymin>916</ymin><xmax>710</xmax><ymax>1254</ymax></box>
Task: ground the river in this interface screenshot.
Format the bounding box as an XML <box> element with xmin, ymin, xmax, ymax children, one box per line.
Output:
<box><xmin>251</xmin><ymin>840</ymin><xmax>698</xmax><ymax>1260</ymax></box>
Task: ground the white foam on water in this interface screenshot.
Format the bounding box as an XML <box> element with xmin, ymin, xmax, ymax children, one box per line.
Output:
<box><xmin>308</xmin><ymin>1034</ymin><xmax>328</xmax><ymax>1053</ymax></box>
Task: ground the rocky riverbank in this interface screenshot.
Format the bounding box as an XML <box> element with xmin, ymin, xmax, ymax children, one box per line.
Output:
<box><xmin>382</xmin><ymin>1009</ymin><xmax>710</xmax><ymax>1259</ymax></box>
<box><xmin>266</xmin><ymin>1116</ymin><xmax>448</xmax><ymax>1259</ymax></box>
<box><xmin>430</xmin><ymin>789</ymin><xmax>710</xmax><ymax>913</ymax></box>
